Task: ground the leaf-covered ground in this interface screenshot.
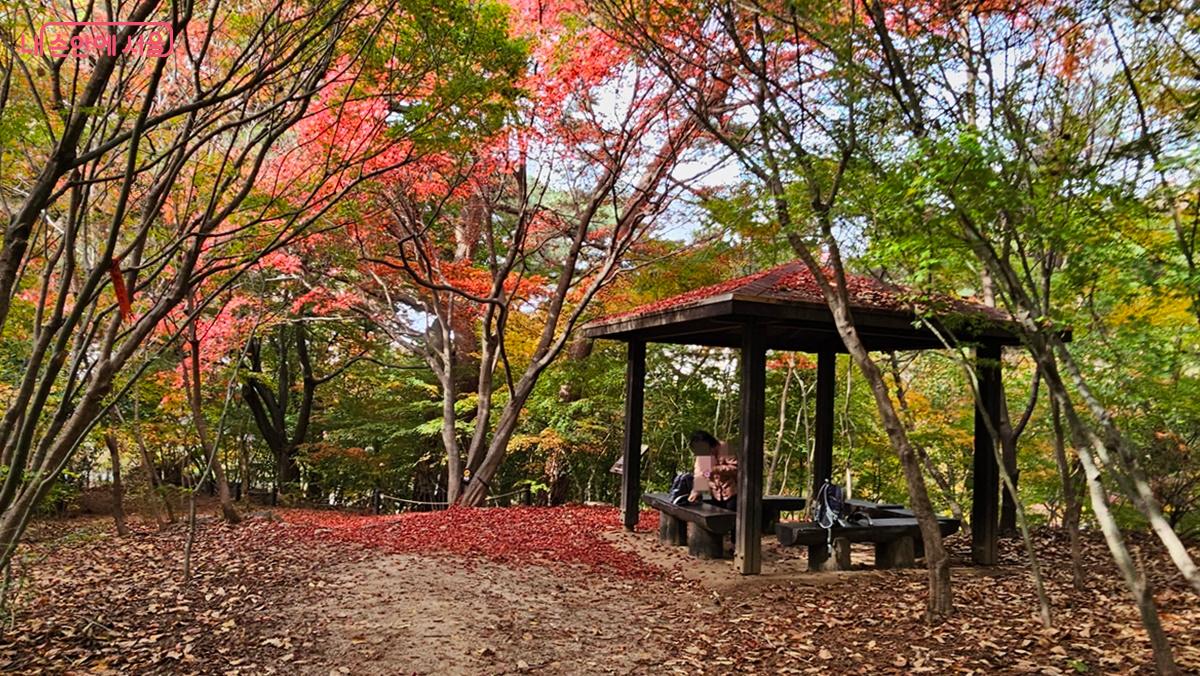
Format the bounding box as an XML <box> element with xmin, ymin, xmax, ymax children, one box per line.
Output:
<box><xmin>1</xmin><ymin>507</ymin><xmax>1197</xmax><ymax>674</ymax></box>
<box><xmin>280</xmin><ymin>505</ymin><xmax>663</xmax><ymax>577</ymax></box>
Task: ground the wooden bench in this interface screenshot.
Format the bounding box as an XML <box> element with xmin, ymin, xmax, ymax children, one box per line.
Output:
<box><xmin>643</xmin><ymin>493</ymin><xmax>809</xmax><ymax>558</ymax></box>
<box><xmin>643</xmin><ymin>493</ymin><xmax>735</xmax><ymax>559</ymax></box>
<box><xmin>776</xmin><ymin>513</ymin><xmax>960</xmax><ymax>571</ymax></box>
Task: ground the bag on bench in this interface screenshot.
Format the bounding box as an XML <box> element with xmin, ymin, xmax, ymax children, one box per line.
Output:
<box><xmin>814</xmin><ymin>480</ymin><xmax>874</xmax><ymax>554</ymax></box>
<box><xmin>668</xmin><ymin>472</ymin><xmax>695</xmax><ymax>505</ymax></box>
<box><xmin>814</xmin><ymin>479</ymin><xmax>845</xmax><ymax>529</ymax></box>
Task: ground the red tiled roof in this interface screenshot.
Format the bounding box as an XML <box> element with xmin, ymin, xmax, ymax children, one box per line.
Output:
<box><xmin>592</xmin><ymin>261</ymin><xmax>1011</xmax><ymax>326</ymax></box>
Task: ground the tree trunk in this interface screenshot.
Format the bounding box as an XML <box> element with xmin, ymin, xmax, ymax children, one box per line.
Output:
<box><xmin>997</xmin><ymin>370</ymin><xmax>1042</xmax><ymax>537</ymax></box>
<box><xmin>968</xmin><ymin>232</ymin><xmax>1200</xmax><ymax>594</ymax></box>
<box><xmin>1073</xmin><ymin>415</ymin><xmax>1179</xmax><ymax>673</ymax></box>
<box><xmin>788</xmin><ymin>234</ymin><xmax>952</xmax><ymax>619</ymax></box>
<box><xmin>129</xmin><ymin>404</ymin><xmax>174</xmax><ymax>526</ymax></box>
<box><xmin>1050</xmin><ymin>396</ymin><xmax>1085</xmax><ymax>590</ymax></box>
<box><xmin>238</xmin><ymin>425</ymin><xmax>250</xmax><ymax>503</ymax></box>
<box><xmin>458</xmin><ymin>380</ymin><xmax>534</xmax><ymax>506</ymax></box>
<box><xmin>441</xmin><ymin>372</ymin><xmax>463</xmax><ymax>503</ymax></box>
<box><xmin>186</xmin><ymin>315</ymin><xmax>240</xmax><ymax>524</ymax></box>
<box><xmin>277</xmin><ymin>448</ymin><xmax>300</xmax><ymax>489</ymax></box>
<box><xmin>963</xmin><ymin>345</ymin><xmax>1053</xmax><ymax>628</ymax></box>
<box><xmin>104</xmin><ymin>432</ymin><xmax>130</xmax><ymax>537</ymax></box>
<box><xmin>766</xmin><ymin>361</ymin><xmax>794</xmax><ymax>494</ymax></box>
<box><xmin>240</xmin><ymin>321</ymin><xmax>322</xmax><ymax>499</ymax></box>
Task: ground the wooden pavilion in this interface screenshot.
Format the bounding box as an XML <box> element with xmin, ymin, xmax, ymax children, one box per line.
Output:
<box><xmin>581</xmin><ymin>261</ymin><xmax>1024</xmax><ymax>575</ymax></box>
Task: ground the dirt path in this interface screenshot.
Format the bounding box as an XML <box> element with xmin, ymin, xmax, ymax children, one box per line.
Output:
<box><xmin>295</xmin><ymin>554</ymin><xmax>678</xmax><ymax>675</ymax></box>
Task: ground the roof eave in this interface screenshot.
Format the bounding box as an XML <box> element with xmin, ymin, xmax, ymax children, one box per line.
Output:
<box><xmin>581</xmin><ymin>294</ymin><xmax>737</xmax><ymax>339</ymax></box>
<box><xmin>727</xmin><ymin>293</ymin><xmax>1025</xmax><ymax>344</ymax></box>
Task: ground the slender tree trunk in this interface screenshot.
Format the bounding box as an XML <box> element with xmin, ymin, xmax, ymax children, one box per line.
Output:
<box><xmin>1049</xmin><ymin>333</ymin><xmax>1200</xmax><ymax>594</ymax></box>
<box><xmin>797</xmin><ymin>374</ymin><xmax>813</xmax><ymax>516</ymax></box>
<box><xmin>183</xmin><ymin>469</ymin><xmax>197</xmax><ymax>581</ymax></box>
<box><xmin>1050</xmin><ymin>396</ymin><xmax>1085</xmax><ymax>590</ymax></box>
<box><xmin>788</xmin><ymin>235</ymin><xmax>952</xmax><ymax>619</ymax></box>
<box><xmin>996</xmin><ymin>371</ymin><xmax>1041</xmax><ymax>537</ymax></box>
<box><xmin>1074</xmin><ymin>421</ymin><xmax>1179</xmax><ymax>673</ymax></box>
<box><xmin>104</xmin><ymin>432</ymin><xmax>129</xmax><ymax>537</ymax></box>
<box><xmin>766</xmin><ymin>361</ymin><xmax>794</xmax><ymax>493</ymax></box>
<box><xmin>185</xmin><ymin>314</ymin><xmax>240</xmax><ymax>524</ymax></box>
<box><xmin>858</xmin><ymin>354</ymin><xmax>953</xmax><ymax>618</ymax></box>
<box><xmin>239</xmin><ymin>428</ymin><xmax>250</xmax><ymax>503</ymax></box>
<box><xmin>126</xmin><ymin>403</ymin><xmax>174</xmax><ymax>526</ymax></box>
<box><xmin>962</xmin><ymin>346</ymin><xmax>1053</xmax><ymax>628</ymax></box>
<box><xmin>969</xmin><ymin>233</ymin><xmax>1200</xmax><ymax>594</ymax></box>
<box><xmin>140</xmin><ymin>454</ymin><xmax>169</xmax><ymax>529</ymax></box>
<box><xmin>441</xmin><ymin>373</ymin><xmax>463</xmax><ymax>503</ymax></box>
<box><xmin>1012</xmin><ymin>321</ymin><xmax>1180</xmax><ymax>669</ymax></box>
<box><xmin>430</xmin><ymin>315</ymin><xmax>463</xmax><ymax>503</ymax></box>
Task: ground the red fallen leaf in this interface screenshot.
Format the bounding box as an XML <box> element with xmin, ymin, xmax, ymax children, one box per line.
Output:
<box><xmin>280</xmin><ymin>505</ymin><xmax>663</xmax><ymax>578</ymax></box>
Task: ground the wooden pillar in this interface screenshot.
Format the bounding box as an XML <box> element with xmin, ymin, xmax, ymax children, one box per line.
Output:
<box><xmin>972</xmin><ymin>343</ymin><xmax>1002</xmax><ymax>565</ymax></box>
<box><xmin>621</xmin><ymin>340</ymin><xmax>647</xmax><ymax>531</ymax></box>
<box><xmin>812</xmin><ymin>351</ymin><xmax>836</xmax><ymax>498</ymax></box>
<box><xmin>735</xmin><ymin>327</ymin><xmax>767</xmax><ymax>575</ymax></box>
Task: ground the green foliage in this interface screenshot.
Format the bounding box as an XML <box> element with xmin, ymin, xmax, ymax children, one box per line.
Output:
<box><xmin>32</xmin><ymin>471</ymin><xmax>82</xmax><ymax>518</ymax></box>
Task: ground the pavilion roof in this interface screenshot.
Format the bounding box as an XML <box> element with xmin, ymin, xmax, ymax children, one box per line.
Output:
<box><xmin>583</xmin><ymin>261</ymin><xmax>1023</xmax><ymax>350</ymax></box>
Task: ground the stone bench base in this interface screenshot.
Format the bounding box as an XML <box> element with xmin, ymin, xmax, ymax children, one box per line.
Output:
<box><xmin>806</xmin><ymin>535</ymin><xmax>916</xmax><ymax>571</ymax></box>
<box><xmin>657</xmin><ymin>511</ymin><xmax>729</xmax><ymax>559</ymax></box>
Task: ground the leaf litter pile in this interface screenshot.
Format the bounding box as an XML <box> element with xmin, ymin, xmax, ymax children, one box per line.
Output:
<box><xmin>280</xmin><ymin>505</ymin><xmax>663</xmax><ymax>577</ymax></box>
<box><xmin>0</xmin><ymin>506</ymin><xmax>1197</xmax><ymax>675</ymax></box>
<box><xmin>0</xmin><ymin>515</ymin><xmax>360</xmax><ymax>674</ymax></box>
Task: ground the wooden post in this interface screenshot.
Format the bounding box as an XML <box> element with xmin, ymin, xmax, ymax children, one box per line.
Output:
<box><xmin>813</xmin><ymin>351</ymin><xmax>835</xmax><ymax>498</ymax></box>
<box><xmin>621</xmin><ymin>340</ymin><xmax>647</xmax><ymax>531</ymax></box>
<box><xmin>736</xmin><ymin>327</ymin><xmax>766</xmax><ymax>575</ymax></box>
<box><xmin>972</xmin><ymin>343</ymin><xmax>1002</xmax><ymax>565</ymax></box>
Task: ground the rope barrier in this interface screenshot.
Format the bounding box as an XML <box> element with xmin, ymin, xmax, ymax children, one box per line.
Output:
<box><xmin>483</xmin><ymin>487</ymin><xmax>530</xmax><ymax>503</ymax></box>
<box><xmin>378</xmin><ymin>494</ymin><xmax>450</xmax><ymax>507</ymax></box>
<box><xmin>376</xmin><ymin>486</ymin><xmax>530</xmax><ymax>509</ymax></box>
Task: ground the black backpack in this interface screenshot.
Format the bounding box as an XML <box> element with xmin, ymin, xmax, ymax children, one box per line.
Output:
<box><xmin>668</xmin><ymin>472</ymin><xmax>695</xmax><ymax>505</ymax></box>
<box><xmin>814</xmin><ymin>480</ymin><xmax>846</xmax><ymax>528</ymax></box>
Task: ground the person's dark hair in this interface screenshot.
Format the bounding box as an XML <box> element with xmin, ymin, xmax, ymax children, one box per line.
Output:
<box><xmin>690</xmin><ymin>430</ymin><xmax>719</xmax><ymax>453</ymax></box>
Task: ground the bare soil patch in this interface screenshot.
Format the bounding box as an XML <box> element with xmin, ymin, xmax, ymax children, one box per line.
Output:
<box><xmin>296</xmin><ymin>554</ymin><xmax>675</xmax><ymax>675</ymax></box>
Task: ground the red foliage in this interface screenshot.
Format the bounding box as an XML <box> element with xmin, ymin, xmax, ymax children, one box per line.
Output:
<box><xmin>281</xmin><ymin>505</ymin><xmax>663</xmax><ymax>578</ymax></box>
<box><xmin>767</xmin><ymin>353</ymin><xmax>816</xmax><ymax>371</ymax></box>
